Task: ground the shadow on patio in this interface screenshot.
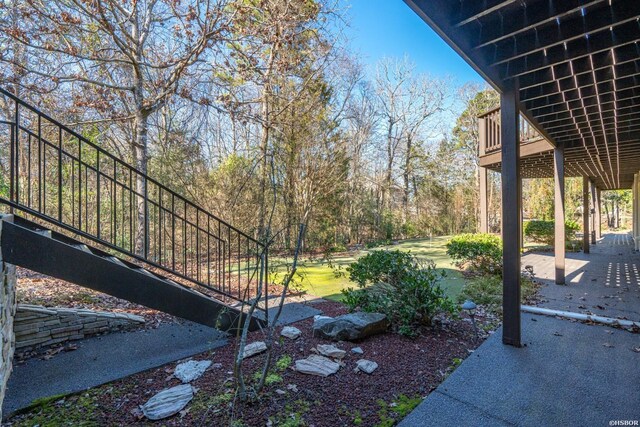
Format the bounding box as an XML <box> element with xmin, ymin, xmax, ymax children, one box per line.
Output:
<box><xmin>400</xmin><ymin>233</ymin><xmax>640</xmax><ymax>426</ymax></box>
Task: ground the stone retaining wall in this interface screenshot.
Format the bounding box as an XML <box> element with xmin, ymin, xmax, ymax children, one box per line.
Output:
<box><xmin>1</xmin><ymin>220</ymin><xmax>17</xmax><ymax>418</ymax></box>
<box><xmin>0</xmin><ymin>264</ymin><xmax>16</xmax><ymax>418</ymax></box>
<box><xmin>14</xmin><ymin>305</ymin><xmax>145</xmax><ymax>350</ymax></box>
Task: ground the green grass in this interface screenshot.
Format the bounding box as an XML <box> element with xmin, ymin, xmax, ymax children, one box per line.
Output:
<box><xmin>272</xmin><ymin>236</ymin><xmax>464</xmax><ymax>302</ymax></box>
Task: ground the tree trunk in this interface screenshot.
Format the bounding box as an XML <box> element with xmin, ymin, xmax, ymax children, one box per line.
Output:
<box><xmin>402</xmin><ymin>136</ymin><xmax>411</xmax><ymax>228</ymax></box>
<box><xmin>133</xmin><ymin>110</ymin><xmax>150</xmax><ymax>256</ymax></box>
<box><xmin>258</xmin><ymin>95</ymin><xmax>269</xmax><ymax>241</ymax></box>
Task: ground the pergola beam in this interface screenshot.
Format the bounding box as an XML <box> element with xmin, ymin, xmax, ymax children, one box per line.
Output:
<box><xmin>455</xmin><ymin>0</ymin><xmax>517</xmax><ymax>27</ymax></box>
<box><xmin>499</xmin><ymin>22</ymin><xmax>640</xmax><ymax>79</ymax></box>
<box><xmin>474</xmin><ymin>0</ymin><xmax>605</xmax><ymax>49</ymax></box>
<box><xmin>521</xmin><ymin>66</ymin><xmax>640</xmax><ymax>103</ymax></box>
<box><xmin>527</xmin><ymin>86</ymin><xmax>640</xmax><ymax>112</ymax></box>
<box><xmin>519</xmin><ymin>54</ymin><xmax>640</xmax><ymax>91</ymax></box>
<box><xmin>534</xmin><ymin>96</ymin><xmax>640</xmax><ymax>120</ymax></box>
<box><xmin>489</xmin><ymin>2</ymin><xmax>640</xmax><ymax>67</ymax></box>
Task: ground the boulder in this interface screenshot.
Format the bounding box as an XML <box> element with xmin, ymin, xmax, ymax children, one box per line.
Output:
<box><xmin>174</xmin><ymin>360</ymin><xmax>212</xmax><ymax>383</ymax></box>
<box><xmin>313</xmin><ymin>312</ymin><xmax>389</xmax><ymax>341</ymax></box>
<box><xmin>294</xmin><ymin>354</ymin><xmax>340</xmax><ymax>377</ymax></box>
<box><xmin>316</xmin><ymin>344</ymin><xmax>346</xmax><ymax>359</ymax></box>
<box><xmin>280</xmin><ymin>326</ymin><xmax>302</xmax><ymax>340</ymax></box>
<box><xmin>242</xmin><ymin>341</ymin><xmax>267</xmax><ymax>359</ymax></box>
<box><xmin>140</xmin><ymin>384</ymin><xmax>194</xmax><ymax>420</ymax></box>
<box><xmin>355</xmin><ymin>359</ymin><xmax>378</xmax><ymax>374</ymax></box>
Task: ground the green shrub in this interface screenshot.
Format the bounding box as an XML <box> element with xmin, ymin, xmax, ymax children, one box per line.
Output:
<box><xmin>365</xmin><ymin>239</ymin><xmax>392</xmax><ymax>249</ymax></box>
<box><xmin>446</xmin><ymin>233</ymin><xmax>502</xmax><ymax>276</ymax></box>
<box><xmin>524</xmin><ymin>220</ymin><xmax>580</xmax><ymax>246</ymax></box>
<box><xmin>342</xmin><ymin>250</ymin><xmax>456</xmax><ymax>337</ymax></box>
<box><xmin>327</xmin><ymin>243</ymin><xmax>348</xmax><ymax>253</ymax></box>
<box><xmin>458</xmin><ymin>274</ymin><xmax>539</xmax><ymax>315</ymax></box>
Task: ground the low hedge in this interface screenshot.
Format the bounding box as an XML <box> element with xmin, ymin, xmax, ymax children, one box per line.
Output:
<box><xmin>524</xmin><ymin>220</ymin><xmax>579</xmax><ymax>246</ymax></box>
<box><xmin>446</xmin><ymin>233</ymin><xmax>502</xmax><ymax>276</ymax></box>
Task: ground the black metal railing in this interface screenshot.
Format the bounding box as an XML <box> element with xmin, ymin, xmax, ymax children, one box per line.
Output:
<box><xmin>0</xmin><ymin>87</ymin><xmax>267</xmax><ymax>309</ymax></box>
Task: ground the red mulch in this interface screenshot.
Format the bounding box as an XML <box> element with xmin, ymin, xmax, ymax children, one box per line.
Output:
<box><xmin>9</xmin><ymin>300</ymin><xmax>491</xmax><ymax>426</ymax></box>
<box><xmin>16</xmin><ymin>267</ymin><xmax>176</xmax><ymax>327</ymax></box>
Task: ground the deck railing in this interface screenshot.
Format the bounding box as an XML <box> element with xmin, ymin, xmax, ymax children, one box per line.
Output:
<box><xmin>478</xmin><ymin>107</ymin><xmax>545</xmax><ymax>156</ymax></box>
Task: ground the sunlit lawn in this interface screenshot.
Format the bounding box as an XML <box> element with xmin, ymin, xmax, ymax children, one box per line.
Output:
<box><xmin>271</xmin><ymin>236</ymin><xmax>464</xmax><ymax>302</ymax></box>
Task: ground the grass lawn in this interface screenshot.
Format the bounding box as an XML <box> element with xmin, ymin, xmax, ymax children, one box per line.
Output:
<box><xmin>272</xmin><ymin>236</ymin><xmax>464</xmax><ymax>302</ymax></box>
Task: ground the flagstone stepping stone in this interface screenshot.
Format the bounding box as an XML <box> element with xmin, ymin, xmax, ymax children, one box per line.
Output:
<box><xmin>316</xmin><ymin>344</ymin><xmax>346</xmax><ymax>359</ymax></box>
<box><xmin>294</xmin><ymin>354</ymin><xmax>340</xmax><ymax>377</ymax></box>
<box><xmin>140</xmin><ymin>384</ymin><xmax>194</xmax><ymax>420</ymax></box>
<box><xmin>281</xmin><ymin>326</ymin><xmax>302</xmax><ymax>340</ymax></box>
<box><xmin>174</xmin><ymin>360</ymin><xmax>212</xmax><ymax>383</ymax></box>
<box><xmin>355</xmin><ymin>359</ymin><xmax>378</xmax><ymax>374</ymax></box>
<box><xmin>242</xmin><ymin>341</ymin><xmax>267</xmax><ymax>359</ymax></box>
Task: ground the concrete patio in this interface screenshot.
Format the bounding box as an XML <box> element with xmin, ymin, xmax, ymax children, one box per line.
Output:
<box><xmin>401</xmin><ymin>233</ymin><xmax>640</xmax><ymax>426</ymax></box>
<box><xmin>524</xmin><ymin>232</ymin><xmax>640</xmax><ymax>322</ymax></box>
<box><xmin>400</xmin><ymin>313</ymin><xmax>639</xmax><ymax>427</ymax></box>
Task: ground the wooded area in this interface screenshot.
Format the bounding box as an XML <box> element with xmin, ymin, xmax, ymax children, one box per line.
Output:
<box><xmin>0</xmin><ymin>0</ymin><xmax>631</xmax><ymax>253</ymax></box>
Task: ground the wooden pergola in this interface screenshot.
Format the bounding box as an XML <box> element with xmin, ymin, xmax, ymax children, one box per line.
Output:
<box><xmin>404</xmin><ymin>0</ymin><xmax>640</xmax><ymax>347</ymax></box>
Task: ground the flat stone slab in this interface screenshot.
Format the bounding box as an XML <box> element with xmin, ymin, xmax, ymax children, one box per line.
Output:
<box><xmin>242</xmin><ymin>341</ymin><xmax>267</xmax><ymax>359</ymax></box>
<box><xmin>294</xmin><ymin>354</ymin><xmax>340</xmax><ymax>377</ymax></box>
<box><xmin>355</xmin><ymin>359</ymin><xmax>378</xmax><ymax>374</ymax></box>
<box><xmin>316</xmin><ymin>344</ymin><xmax>346</xmax><ymax>359</ymax></box>
<box><xmin>3</xmin><ymin>321</ymin><xmax>227</xmax><ymax>416</ymax></box>
<box><xmin>280</xmin><ymin>326</ymin><xmax>302</xmax><ymax>340</ymax></box>
<box><xmin>174</xmin><ymin>360</ymin><xmax>212</xmax><ymax>383</ymax></box>
<box><xmin>141</xmin><ymin>384</ymin><xmax>194</xmax><ymax>420</ymax></box>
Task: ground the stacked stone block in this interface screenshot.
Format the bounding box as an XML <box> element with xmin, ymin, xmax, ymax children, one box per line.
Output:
<box><xmin>14</xmin><ymin>305</ymin><xmax>145</xmax><ymax>350</ymax></box>
<box><xmin>1</xmin><ymin>220</ymin><xmax>17</xmax><ymax>418</ymax></box>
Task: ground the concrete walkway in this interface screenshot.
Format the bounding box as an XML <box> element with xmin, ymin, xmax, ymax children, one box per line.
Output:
<box><xmin>3</xmin><ymin>321</ymin><xmax>228</xmax><ymax>416</ymax></box>
<box><xmin>523</xmin><ymin>232</ymin><xmax>640</xmax><ymax>321</ymax></box>
<box><xmin>3</xmin><ymin>298</ymin><xmax>321</xmax><ymax>417</ymax></box>
<box><xmin>400</xmin><ymin>313</ymin><xmax>640</xmax><ymax>426</ymax></box>
<box><xmin>402</xmin><ymin>232</ymin><xmax>640</xmax><ymax>426</ymax></box>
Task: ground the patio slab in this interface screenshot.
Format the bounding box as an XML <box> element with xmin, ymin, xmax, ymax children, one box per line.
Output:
<box><xmin>523</xmin><ymin>232</ymin><xmax>640</xmax><ymax>321</ymax></box>
<box><xmin>400</xmin><ymin>313</ymin><xmax>640</xmax><ymax>426</ymax></box>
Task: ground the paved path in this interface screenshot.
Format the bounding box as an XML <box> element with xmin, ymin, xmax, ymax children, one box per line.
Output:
<box><xmin>523</xmin><ymin>232</ymin><xmax>640</xmax><ymax>321</ymax></box>
<box><xmin>402</xmin><ymin>232</ymin><xmax>640</xmax><ymax>426</ymax></box>
<box><xmin>3</xmin><ymin>321</ymin><xmax>228</xmax><ymax>416</ymax></box>
<box><xmin>3</xmin><ymin>298</ymin><xmax>321</xmax><ymax>417</ymax></box>
<box><xmin>400</xmin><ymin>313</ymin><xmax>640</xmax><ymax>427</ymax></box>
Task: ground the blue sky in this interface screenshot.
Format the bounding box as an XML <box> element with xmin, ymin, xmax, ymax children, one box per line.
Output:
<box><xmin>344</xmin><ymin>0</ymin><xmax>483</xmax><ymax>84</ymax></box>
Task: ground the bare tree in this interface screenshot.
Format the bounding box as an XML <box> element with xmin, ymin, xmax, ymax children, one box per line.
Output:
<box><xmin>0</xmin><ymin>0</ymin><xmax>230</xmax><ymax>254</ymax></box>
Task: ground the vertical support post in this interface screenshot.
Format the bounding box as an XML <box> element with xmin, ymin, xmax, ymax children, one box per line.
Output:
<box><xmin>554</xmin><ymin>146</ymin><xmax>565</xmax><ymax>285</ymax></box>
<box><xmin>590</xmin><ymin>180</ymin><xmax>597</xmax><ymax>244</ymax></box>
<box><xmin>479</xmin><ymin>166</ymin><xmax>489</xmax><ymax>233</ymax></box>
<box><xmin>501</xmin><ymin>85</ymin><xmax>521</xmax><ymax>347</ymax></box>
<box><xmin>582</xmin><ymin>176</ymin><xmax>590</xmax><ymax>254</ymax></box>
<box><xmin>631</xmin><ymin>173</ymin><xmax>640</xmax><ymax>250</ymax></box>
<box><xmin>595</xmin><ymin>187</ymin><xmax>602</xmax><ymax>240</ymax></box>
<box><xmin>519</xmin><ymin>197</ymin><xmax>524</xmax><ymax>250</ymax></box>
<box><xmin>631</xmin><ymin>174</ymin><xmax>638</xmax><ymax>248</ymax></box>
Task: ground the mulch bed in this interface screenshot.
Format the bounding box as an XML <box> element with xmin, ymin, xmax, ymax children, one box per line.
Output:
<box><xmin>16</xmin><ymin>267</ymin><xmax>176</xmax><ymax>327</ymax></box>
<box><xmin>7</xmin><ymin>300</ymin><xmax>493</xmax><ymax>427</ymax></box>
